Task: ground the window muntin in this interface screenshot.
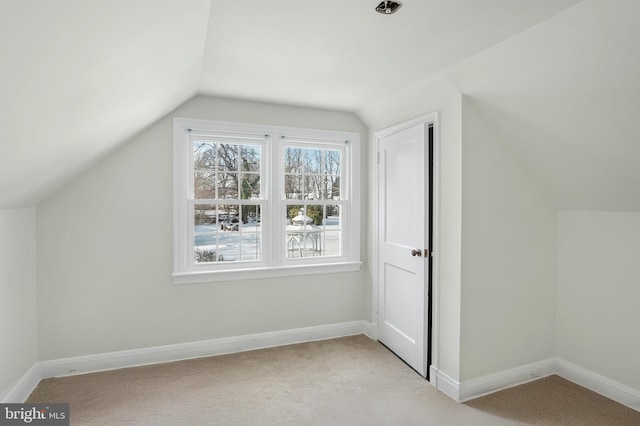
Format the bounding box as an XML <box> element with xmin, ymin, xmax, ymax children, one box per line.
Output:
<box><xmin>173</xmin><ymin>118</ymin><xmax>360</xmax><ymax>283</ymax></box>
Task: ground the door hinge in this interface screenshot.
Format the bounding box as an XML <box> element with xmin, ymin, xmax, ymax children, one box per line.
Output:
<box><xmin>377</xmin><ymin>152</ymin><xmax>380</xmax><ymax>164</ymax></box>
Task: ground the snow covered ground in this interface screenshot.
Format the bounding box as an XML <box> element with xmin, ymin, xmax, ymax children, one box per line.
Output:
<box><xmin>194</xmin><ymin>219</ymin><xmax>341</xmax><ymax>263</ymax></box>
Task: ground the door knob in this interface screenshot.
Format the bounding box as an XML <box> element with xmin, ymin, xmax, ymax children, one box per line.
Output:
<box><xmin>411</xmin><ymin>249</ymin><xmax>422</xmax><ymax>257</ymax></box>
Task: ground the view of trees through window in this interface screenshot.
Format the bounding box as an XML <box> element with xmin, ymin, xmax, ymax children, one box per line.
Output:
<box><xmin>190</xmin><ymin>139</ymin><xmax>345</xmax><ymax>264</ymax></box>
<box><xmin>284</xmin><ymin>147</ymin><xmax>340</xmax><ymax>201</ymax></box>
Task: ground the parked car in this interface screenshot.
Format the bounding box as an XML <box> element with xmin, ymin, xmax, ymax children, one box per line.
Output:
<box><xmin>220</xmin><ymin>216</ymin><xmax>240</xmax><ymax>231</ymax></box>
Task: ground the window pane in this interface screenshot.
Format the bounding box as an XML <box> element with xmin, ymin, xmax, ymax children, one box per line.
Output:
<box><xmin>304</xmin><ymin>149</ymin><xmax>322</xmax><ymax>174</ymax></box>
<box><xmin>284</xmin><ymin>175</ymin><xmax>303</xmax><ymax>199</ymax></box>
<box><xmin>285</xmin><ymin>147</ymin><xmax>303</xmax><ymax>173</ymax></box>
<box><xmin>218</xmin><ymin>204</ymin><xmax>239</xmax><ymax>230</ymax></box>
<box><xmin>285</xmin><ymin>204</ymin><xmax>327</xmax><ymax>258</ymax></box>
<box><xmin>193</xmin><ymin>141</ymin><xmax>216</xmax><ymax>170</ymax></box>
<box><xmin>328</xmin><ymin>175</ymin><xmax>340</xmax><ymax>200</ymax></box>
<box><xmin>241</xmin><ymin>145</ymin><xmax>260</xmax><ymax>172</ymax></box>
<box><xmin>241</xmin><ymin>173</ymin><xmax>260</xmax><ymax>199</ymax></box>
<box><xmin>194</xmin><ymin>171</ymin><xmax>216</xmax><ymax>199</ymax></box>
<box><xmin>322</xmin><ymin>232</ymin><xmax>341</xmax><ymax>257</ymax></box>
<box><xmin>240</xmin><ymin>205</ymin><xmax>261</xmax><ymax>261</ymax></box>
<box><xmin>195</xmin><ymin>204</ymin><xmax>218</xmax><ymax>227</ymax></box>
<box><xmin>217</xmin><ymin>144</ymin><xmax>239</xmax><ymax>172</ymax></box>
<box><xmin>322</xmin><ymin>205</ymin><xmax>341</xmax><ymax>257</ymax></box>
<box><xmin>326</xmin><ymin>150</ymin><xmax>341</xmax><ymax>176</ymax></box>
<box><xmin>241</xmin><ymin>204</ymin><xmax>260</xmax><ymax>225</ymax></box>
<box><xmin>324</xmin><ymin>204</ymin><xmax>341</xmax><ymax>226</ymax></box>
<box><xmin>217</xmin><ymin>233</ymin><xmax>239</xmax><ymax>261</ymax></box>
<box><xmin>217</xmin><ymin>173</ymin><xmax>238</xmax><ymax>199</ymax></box>
<box><xmin>306</xmin><ymin>175</ymin><xmax>323</xmax><ymax>200</ymax></box>
<box><xmin>194</xmin><ymin>204</ymin><xmax>221</xmax><ymax>264</ymax></box>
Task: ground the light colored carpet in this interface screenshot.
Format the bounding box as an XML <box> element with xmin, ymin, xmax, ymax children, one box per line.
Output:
<box><xmin>27</xmin><ymin>335</ymin><xmax>640</xmax><ymax>425</ymax></box>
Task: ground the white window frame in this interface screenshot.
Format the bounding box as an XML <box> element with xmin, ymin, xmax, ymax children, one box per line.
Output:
<box><xmin>173</xmin><ymin>118</ymin><xmax>361</xmax><ymax>284</ymax></box>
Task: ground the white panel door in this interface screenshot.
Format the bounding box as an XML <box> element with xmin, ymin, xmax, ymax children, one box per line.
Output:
<box><xmin>378</xmin><ymin>123</ymin><xmax>428</xmax><ymax>376</ymax></box>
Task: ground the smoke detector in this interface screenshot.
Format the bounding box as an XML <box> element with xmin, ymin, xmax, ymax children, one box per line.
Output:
<box><xmin>375</xmin><ymin>1</ymin><xmax>402</xmax><ymax>15</ymax></box>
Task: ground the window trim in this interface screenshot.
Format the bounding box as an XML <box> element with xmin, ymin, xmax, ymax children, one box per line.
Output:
<box><xmin>173</xmin><ymin>118</ymin><xmax>361</xmax><ymax>284</ymax></box>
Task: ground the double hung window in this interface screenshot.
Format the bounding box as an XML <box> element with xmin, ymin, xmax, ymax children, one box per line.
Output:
<box><xmin>173</xmin><ymin>118</ymin><xmax>360</xmax><ymax>283</ymax></box>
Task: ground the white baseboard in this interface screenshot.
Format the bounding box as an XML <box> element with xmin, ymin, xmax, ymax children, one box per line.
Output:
<box><xmin>2</xmin><ymin>320</ymin><xmax>374</xmax><ymax>403</ymax></box>
<box><xmin>441</xmin><ymin>357</ymin><xmax>639</xmax><ymax>412</ymax></box>
<box><xmin>459</xmin><ymin>358</ymin><xmax>556</xmax><ymax>402</ymax></box>
<box><xmin>555</xmin><ymin>358</ymin><xmax>640</xmax><ymax>412</ymax></box>
<box><xmin>0</xmin><ymin>364</ymin><xmax>43</xmax><ymax>404</ymax></box>
<box><xmin>430</xmin><ymin>359</ymin><xmax>555</xmax><ymax>404</ymax></box>
<box><xmin>431</xmin><ymin>366</ymin><xmax>460</xmax><ymax>401</ymax></box>
<box><xmin>39</xmin><ymin>320</ymin><xmax>370</xmax><ymax>379</ymax></box>
<box><xmin>362</xmin><ymin>321</ymin><xmax>378</xmax><ymax>340</ymax></box>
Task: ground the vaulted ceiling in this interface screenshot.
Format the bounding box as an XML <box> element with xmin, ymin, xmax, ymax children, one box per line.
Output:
<box><xmin>0</xmin><ymin>0</ymin><xmax>210</xmax><ymax>209</ymax></box>
<box><xmin>4</xmin><ymin>0</ymin><xmax>638</xmax><ymax>211</ymax></box>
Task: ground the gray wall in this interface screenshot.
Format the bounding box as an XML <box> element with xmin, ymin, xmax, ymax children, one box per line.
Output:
<box><xmin>0</xmin><ymin>208</ymin><xmax>37</xmax><ymax>398</ymax></box>
<box><xmin>459</xmin><ymin>98</ymin><xmax>557</xmax><ymax>381</ymax></box>
<box><xmin>557</xmin><ymin>210</ymin><xmax>640</xmax><ymax>391</ymax></box>
<box><xmin>36</xmin><ymin>95</ymin><xmax>368</xmax><ymax>360</ymax></box>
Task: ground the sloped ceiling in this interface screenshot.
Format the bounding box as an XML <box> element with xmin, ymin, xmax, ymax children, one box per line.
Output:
<box><xmin>5</xmin><ymin>0</ymin><xmax>627</xmax><ymax>211</ymax></box>
<box><xmin>198</xmin><ymin>0</ymin><xmax>581</xmax><ymax>110</ymax></box>
<box><xmin>0</xmin><ymin>0</ymin><xmax>210</xmax><ymax>209</ymax></box>
<box><xmin>446</xmin><ymin>0</ymin><xmax>640</xmax><ymax>211</ymax></box>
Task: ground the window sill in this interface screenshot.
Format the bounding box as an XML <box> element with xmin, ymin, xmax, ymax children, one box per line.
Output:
<box><xmin>172</xmin><ymin>261</ymin><xmax>362</xmax><ymax>285</ymax></box>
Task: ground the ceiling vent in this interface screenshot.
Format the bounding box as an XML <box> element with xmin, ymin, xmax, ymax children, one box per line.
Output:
<box><xmin>375</xmin><ymin>1</ymin><xmax>402</xmax><ymax>15</ymax></box>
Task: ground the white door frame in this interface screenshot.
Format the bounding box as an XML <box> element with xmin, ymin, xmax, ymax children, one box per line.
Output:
<box><xmin>372</xmin><ymin>112</ymin><xmax>440</xmax><ymax>382</ymax></box>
